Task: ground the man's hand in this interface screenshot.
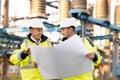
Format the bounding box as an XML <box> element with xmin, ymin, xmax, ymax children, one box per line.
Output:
<box><xmin>86</xmin><ymin>53</ymin><xmax>95</xmax><ymax>60</ymax></box>
<box><xmin>34</xmin><ymin>62</ymin><xmax>38</xmax><ymax>68</ymax></box>
<box><xmin>24</xmin><ymin>48</ymin><xmax>31</xmax><ymax>54</ymax></box>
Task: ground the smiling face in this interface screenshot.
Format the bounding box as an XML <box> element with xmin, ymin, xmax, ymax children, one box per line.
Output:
<box><xmin>30</xmin><ymin>28</ymin><xmax>43</xmax><ymax>41</ymax></box>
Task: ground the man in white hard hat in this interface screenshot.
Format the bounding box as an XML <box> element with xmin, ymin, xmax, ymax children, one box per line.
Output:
<box><xmin>59</xmin><ymin>18</ymin><xmax>102</xmax><ymax>80</ymax></box>
<box><xmin>10</xmin><ymin>18</ymin><xmax>52</xmax><ymax>80</ymax></box>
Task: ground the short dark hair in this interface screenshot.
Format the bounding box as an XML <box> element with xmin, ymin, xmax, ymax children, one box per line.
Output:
<box><xmin>69</xmin><ymin>26</ymin><xmax>75</xmax><ymax>31</ymax></box>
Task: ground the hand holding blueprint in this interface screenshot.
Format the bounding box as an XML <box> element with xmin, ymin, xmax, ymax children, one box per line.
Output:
<box><xmin>29</xmin><ymin>34</ymin><xmax>94</xmax><ymax>79</ymax></box>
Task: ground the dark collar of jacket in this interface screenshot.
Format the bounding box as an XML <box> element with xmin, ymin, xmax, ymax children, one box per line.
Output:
<box><xmin>27</xmin><ymin>33</ymin><xmax>48</xmax><ymax>43</ymax></box>
<box><xmin>62</xmin><ymin>37</ymin><xmax>68</xmax><ymax>41</ymax></box>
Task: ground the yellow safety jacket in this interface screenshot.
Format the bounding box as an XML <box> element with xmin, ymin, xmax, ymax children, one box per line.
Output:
<box><xmin>62</xmin><ymin>36</ymin><xmax>102</xmax><ymax>80</ymax></box>
<box><xmin>10</xmin><ymin>34</ymin><xmax>52</xmax><ymax>80</ymax></box>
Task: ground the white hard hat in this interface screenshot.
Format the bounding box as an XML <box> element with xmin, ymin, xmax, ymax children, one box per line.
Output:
<box><xmin>29</xmin><ymin>18</ymin><xmax>45</xmax><ymax>29</ymax></box>
<box><xmin>60</xmin><ymin>18</ymin><xmax>77</xmax><ymax>28</ymax></box>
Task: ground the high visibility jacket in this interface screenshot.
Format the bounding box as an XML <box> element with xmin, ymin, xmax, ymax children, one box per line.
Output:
<box><xmin>10</xmin><ymin>34</ymin><xmax>52</xmax><ymax>80</ymax></box>
<box><xmin>62</xmin><ymin>35</ymin><xmax>102</xmax><ymax>80</ymax></box>
<box><xmin>82</xmin><ymin>38</ymin><xmax>102</xmax><ymax>67</ymax></box>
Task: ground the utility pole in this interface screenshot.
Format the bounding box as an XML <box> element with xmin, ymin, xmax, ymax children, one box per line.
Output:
<box><xmin>2</xmin><ymin>51</ymin><xmax>8</xmax><ymax>80</ymax></box>
<box><xmin>1</xmin><ymin>0</ymin><xmax>9</xmax><ymax>80</ymax></box>
<box><xmin>2</xmin><ymin>0</ymin><xmax>9</xmax><ymax>28</ymax></box>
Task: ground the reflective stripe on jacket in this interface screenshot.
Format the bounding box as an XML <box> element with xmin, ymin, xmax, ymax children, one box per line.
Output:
<box><xmin>10</xmin><ymin>34</ymin><xmax>52</xmax><ymax>80</ymax></box>
<box><xmin>63</xmin><ymin>72</ymin><xmax>93</xmax><ymax>80</ymax></box>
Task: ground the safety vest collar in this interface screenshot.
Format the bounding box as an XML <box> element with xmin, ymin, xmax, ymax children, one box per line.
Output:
<box><xmin>27</xmin><ymin>33</ymin><xmax>48</xmax><ymax>43</ymax></box>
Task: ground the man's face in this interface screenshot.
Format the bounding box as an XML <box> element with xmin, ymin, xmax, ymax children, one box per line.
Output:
<box><xmin>61</xmin><ymin>27</ymin><xmax>71</xmax><ymax>38</ymax></box>
<box><xmin>30</xmin><ymin>28</ymin><xmax>43</xmax><ymax>40</ymax></box>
